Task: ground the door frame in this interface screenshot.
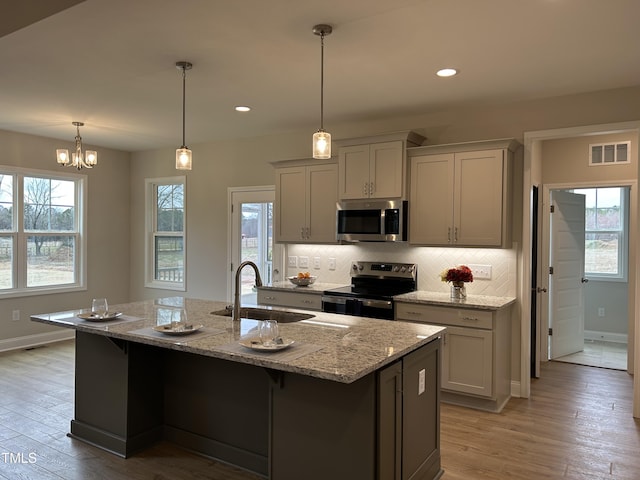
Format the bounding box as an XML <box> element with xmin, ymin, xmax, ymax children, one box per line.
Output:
<box><xmin>521</xmin><ymin>121</ymin><xmax>640</xmax><ymax>418</ymax></box>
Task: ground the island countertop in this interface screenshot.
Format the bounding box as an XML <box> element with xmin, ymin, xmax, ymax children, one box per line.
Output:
<box><xmin>394</xmin><ymin>291</ymin><xmax>516</xmax><ymax>310</ymax></box>
<box><xmin>31</xmin><ymin>296</ymin><xmax>445</xmax><ymax>384</ymax></box>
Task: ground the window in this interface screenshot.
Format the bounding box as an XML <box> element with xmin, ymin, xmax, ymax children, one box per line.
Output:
<box><xmin>574</xmin><ymin>187</ymin><xmax>628</xmax><ymax>281</ymax></box>
<box><xmin>0</xmin><ymin>168</ymin><xmax>85</xmax><ymax>296</ymax></box>
<box><xmin>589</xmin><ymin>141</ymin><xmax>630</xmax><ymax>165</ymax></box>
<box><xmin>146</xmin><ymin>177</ymin><xmax>186</xmax><ymax>290</ymax></box>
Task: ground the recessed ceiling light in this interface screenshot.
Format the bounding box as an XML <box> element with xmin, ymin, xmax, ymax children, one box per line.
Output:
<box><xmin>235</xmin><ymin>106</ymin><xmax>251</xmax><ymax>112</ymax></box>
<box><xmin>436</xmin><ymin>68</ymin><xmax>458</xmax><ymax>77</ymax></box>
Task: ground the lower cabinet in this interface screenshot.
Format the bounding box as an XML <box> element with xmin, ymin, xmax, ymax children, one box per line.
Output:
<box><xmin>270</xmin><ymin>339</ymin><xmax>442</xmax><ymax>480</ymax></box>
<box><xmin>257</xmin><ymin>288</ymin><xmax>322</xmax><ymax>311</ymax></box>
<box><xmin>396</xmin><ymin>302</ymin><xmax>512</xmax><ymax>413</ymax></box>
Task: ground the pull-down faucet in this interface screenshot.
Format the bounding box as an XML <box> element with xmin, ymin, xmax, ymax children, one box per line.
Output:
<box><xmin>233</xmin><ymin>261</ymin><xmax>263</xmax><ymax>322</ymax></box>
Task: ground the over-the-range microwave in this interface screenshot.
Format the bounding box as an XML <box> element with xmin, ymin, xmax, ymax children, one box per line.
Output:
<box><xmin>336</xmin><ymin>199</ymin><xmax>408</xmax><ymax>242</ymax></box>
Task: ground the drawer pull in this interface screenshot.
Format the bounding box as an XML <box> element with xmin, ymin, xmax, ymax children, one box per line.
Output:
<box><xmin>405</xmin><ymin>311</ymin><xmax>422</xmax><ymax>316</ymax></box>
<box><xmin>302</xmin><ymin>300</ymin><xmax>313</xmax><ymax>304</ymax></box>
<box><xmin>264</xmin><ymin>296</ymin><xmax>276</xmax><ymax>300</ymax></box>
<box><xmin>461</xmin><ymin>316</ymin><xmax>478</xmax><ymax>322</ymax></box>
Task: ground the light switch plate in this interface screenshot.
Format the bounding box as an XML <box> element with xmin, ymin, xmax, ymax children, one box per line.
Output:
<box><xmin>467</xmin><ymin>264</ymin><xmax>492</xmax><ymax>280</ymax></box>
<box><xmin>328</xmin><ymin>257</ymin><xmax>336</xmax><ymax>270</ymax></box>
<box><xmin>298</xmin><ymin>256</ymin><xmax>309</xmax><ymax>268</ymax></box>
<box><xmin>313</xmin><ymin>257</ymin><xmax>321</xmax><ymax>269</ymax></box>
<box><xmin>288</xmin><ymin>256</ymin><xmax>297</xmax><ymax>267</ymax></box>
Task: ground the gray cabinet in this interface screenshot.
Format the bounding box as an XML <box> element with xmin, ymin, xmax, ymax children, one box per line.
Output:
<box><xmin>257</xmin><ymin>288</ymin><xmax>322</xmax><ymax>311</ymax></box>
<box><xmin>396</xmin><ymin>302</ymin><xmax>512</xmax><ymax>413</ymax></box>
<box><xmin>274</xmin><ymin>160</ymin><xmax>338</xmax><ymax>243</ymax></box>
<box><xmin>408</xmin><ymin>139</ymin><xmax>519</xmax><ymax>247</ymax></box>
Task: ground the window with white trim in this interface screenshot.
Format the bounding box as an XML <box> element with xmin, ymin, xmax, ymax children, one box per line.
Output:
<box><xmin>574</xmin><ymin>187</ymin><xmax>628</xmax><ymax>281</ymax></box>
<box><xmin>146</xmin><ymin>177</ymin><xmax>186</xmax><ymax>290</ymax></box>
<box><xmin>0</xmin><ymin>168</ymin><xmax>86</xmax><ymax>296</ymax></box>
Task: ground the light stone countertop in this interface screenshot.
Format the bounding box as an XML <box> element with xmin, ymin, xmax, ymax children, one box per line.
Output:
<box><xmin>394</xmin><ymin>291</ymin><xmax>516</xmax><ymax>310</ymax></box>
<box><xmin>31</xmin><ymin>296</ymin><xmax>444</xmax><ymax>384</ymax></box>
<box><xmin>258</xmin><ymin>281</ymin><xmax>345</xmax><ymax>294</ymax></box>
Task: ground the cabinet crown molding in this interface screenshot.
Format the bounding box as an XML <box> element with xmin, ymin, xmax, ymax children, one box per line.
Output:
<box><xmin>408</xmin><ymin>138</ymin><xmax>521</xmax><ymax>157</ymax></box>
<box><xmin>335</xmin><ymin>130</ymin><xmax>426</xmax><ymax>148</ymax></box>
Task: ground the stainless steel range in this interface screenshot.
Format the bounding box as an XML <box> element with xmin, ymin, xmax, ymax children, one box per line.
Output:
<box><xmin>322</xmin><ymin>261</ymin><xmax>417</xmax><ymax>320</ymax></box>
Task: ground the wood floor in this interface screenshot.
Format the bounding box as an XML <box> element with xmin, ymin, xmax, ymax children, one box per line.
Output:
<box><xmin>0</xmin><ymin>340</ymin><xmax>639</xmax><ymax>479</ymax></box>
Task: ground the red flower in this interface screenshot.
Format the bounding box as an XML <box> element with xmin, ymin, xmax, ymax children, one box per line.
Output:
<box><xmin>440</xmin><ymin>265</ymin><xmax>473</xmax><ymax>283</ymax></box>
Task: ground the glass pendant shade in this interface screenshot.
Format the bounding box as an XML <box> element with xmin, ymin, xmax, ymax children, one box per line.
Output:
<box><xmin>56</xmin><ymin>149</ymin><xmax>70</xmax><ymax>165</ymax></box>
<box><xmin>176</xmin><ymin>147</ymin><xmax>192</xmax><ymax>170</ymax></box>
<box><xmin>313</xmin><ymin>130</ymin><xmax>331</xmax><ymax>159</ymax></box>
<box><xmin>85</xmin><ymin>150</ymin><xmax>98</xmax><ymax>166</ymax></box>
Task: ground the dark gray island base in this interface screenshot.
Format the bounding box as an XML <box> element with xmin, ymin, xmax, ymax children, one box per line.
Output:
<box><xmin>32</xmin><ymin>298</ymin><xmax>444</xmax><ymax>480</ymax></box>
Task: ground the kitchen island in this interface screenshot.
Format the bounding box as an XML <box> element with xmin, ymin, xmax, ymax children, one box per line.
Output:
<box><xmin>32</xmin><ymin>297</ymin><xmax>445</xmax><ymax>480</ymax></box>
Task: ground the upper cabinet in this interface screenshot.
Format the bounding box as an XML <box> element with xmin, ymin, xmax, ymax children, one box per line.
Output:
<box><xmin>408</xmin><ymin>139</ymin><xmax>520</xmax><ymax>247</ymax></box>
<box><xmin>337</xmin><ymin>131</ymin><xmax>425</xmax><ymax>200</ymax></box>
<box><xmin>274</xmin><ymin>159</ymin><xmax>338</xmax><ymax>243</ymax></box>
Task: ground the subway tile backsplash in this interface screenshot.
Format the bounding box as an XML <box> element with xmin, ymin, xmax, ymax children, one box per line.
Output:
<box><xmin>284</xmin><ymin>243</ymin><xmax>517</xmax><ymax>297</ymax></box>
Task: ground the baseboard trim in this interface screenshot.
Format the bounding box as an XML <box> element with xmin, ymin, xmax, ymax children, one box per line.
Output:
<box><xmin>584</xmin><ymin>330</ymin><xmax>628</xmax><ymax>344</ymax></box>
<box><xmin>0</xmin><ymin>330</ymin><xmax>74</xmax><ymax>352</ymax></box>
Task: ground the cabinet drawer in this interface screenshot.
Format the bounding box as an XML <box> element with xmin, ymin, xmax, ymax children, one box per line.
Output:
<box><xmin>258</xmin><ymin>290</ymin><xmax>322</xmax><ymax>311</ymax></box>
<box><xmin>396</xmin><ymin>302</ymin><xmax>493</xmax><ymax>330</ymax></box>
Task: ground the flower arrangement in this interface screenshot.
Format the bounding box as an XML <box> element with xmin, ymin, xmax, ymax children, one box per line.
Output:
<box><xmin>440</xmin><ymin>265</ymin><xmax>474</xmax><ymax>284</ymax></box>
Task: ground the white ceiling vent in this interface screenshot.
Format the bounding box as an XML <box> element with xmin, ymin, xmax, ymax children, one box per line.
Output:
<box><xmin>589</xmin><ymin>141</ymin><xmax>630</xmax><ymax>166</ymax></box>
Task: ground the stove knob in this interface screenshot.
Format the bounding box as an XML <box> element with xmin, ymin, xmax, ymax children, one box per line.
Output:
<box><xmin>400</xmin><ymin>266</ymin><xmax>406</xmax><ymax>273</ymax></box>
<box><xmin>358</xmin><ymin>264</ymin><xmax>364</xmax><ymax>271</ymax></box>
<box><xmin>393</xmin><ymin>266</ymin><xmax>399</xmax><ymax>272</ymax></box>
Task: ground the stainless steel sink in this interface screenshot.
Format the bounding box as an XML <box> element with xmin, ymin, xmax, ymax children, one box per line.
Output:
<box><xmin>211</xmin><ymin>306</ymin><xmax>315</xmax><ymax>323</ymax></box>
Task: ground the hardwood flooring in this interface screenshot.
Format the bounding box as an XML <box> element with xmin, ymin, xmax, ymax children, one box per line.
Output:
<box><xmin>0</xmin><ymin>340</ymin><xmax>639</xmax><ymax>479</ymax></box>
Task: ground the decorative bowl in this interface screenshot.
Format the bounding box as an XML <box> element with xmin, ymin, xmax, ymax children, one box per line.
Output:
<box><xmin>288</xmin><ymin>276</ymin><xmax>317</xmax><ymax>286</ymax></box>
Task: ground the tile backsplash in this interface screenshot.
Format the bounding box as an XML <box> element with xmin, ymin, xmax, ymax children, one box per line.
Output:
<box><xmin>285</xmin><ymin>243</ymin><xmax>517</xmax><ymax>297</ymax></box>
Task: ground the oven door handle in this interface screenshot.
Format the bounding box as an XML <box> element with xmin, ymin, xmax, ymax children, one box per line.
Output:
<box><xmin>357</xmin><ymin>298</ymin><xmax>393</xmax><ymax>309</ymax></box>
<box><xmin>321</xmin><ymin>296</ymin><xmax>348</xmax><ymax>305</ymax></box>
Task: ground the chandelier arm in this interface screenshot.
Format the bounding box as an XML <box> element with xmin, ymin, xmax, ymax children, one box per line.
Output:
<box><xmin>181</xmin><ymin>66</ymin><xmax>187</xmax><ymax>147</ymax></box>
<box><xmin>320</xmin><ymin>32</ymin><xmax>324</xmax><ymax>131</ymax></box>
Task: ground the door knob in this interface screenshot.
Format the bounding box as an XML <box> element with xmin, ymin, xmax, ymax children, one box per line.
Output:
<box><xmin>581</xmin><ymin>277</ymin><xmax>589</xmax><ymax>283</ymax></box>
<box><xmin>536</xmin><ymin>287</ymin><xmax>547</xmax><ymax>293</ymax></box>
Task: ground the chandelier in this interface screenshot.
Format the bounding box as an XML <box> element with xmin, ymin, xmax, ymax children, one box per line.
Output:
<box><xmin>56</xmin><ymin>122</ymin><xmax>97</xmax><ymax>170</ymax></box>
<box><xmin>312</xmin><ymin>24</ymin><xmax>333</xmax><ymax>159</ymax></box>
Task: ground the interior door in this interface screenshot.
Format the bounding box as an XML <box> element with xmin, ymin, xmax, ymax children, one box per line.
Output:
<box><xmin>549</xmin><ymin>190</ymin><xmax>586</xmax><ymax>359</ymax></box>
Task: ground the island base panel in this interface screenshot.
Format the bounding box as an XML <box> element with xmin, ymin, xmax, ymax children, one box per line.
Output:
<box><xmin>73</xmin><ymin>331</ymin><xmax>165</xmax><ymax>457</ymax></box>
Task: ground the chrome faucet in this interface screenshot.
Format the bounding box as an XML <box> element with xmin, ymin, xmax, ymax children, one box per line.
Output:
<box><xmin>233</xmin><ymin>261</ymin><xmax>263</xmax><ymax>322</ymax></box>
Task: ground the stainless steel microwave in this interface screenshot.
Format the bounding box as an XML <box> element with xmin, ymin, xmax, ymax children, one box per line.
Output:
<box><xmin>336</xmin><ymin>199</ymin><xmax>407</xmax><ymax>242</ymax></box>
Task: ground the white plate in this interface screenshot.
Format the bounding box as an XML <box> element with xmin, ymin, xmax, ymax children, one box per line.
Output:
<box><xmin>153</xmin><ymin>324</ymin><xmax>204</xmax><ymax>335</ymax></box>
<box><xmin>239</xmin><ymin>338</ymin><xmax>295</xmax><ymax>351</ymax></box>
<box><xmin>77</xmin><ymin>312</ymin><xmax>123</xmax><ymax>322</ymax></box>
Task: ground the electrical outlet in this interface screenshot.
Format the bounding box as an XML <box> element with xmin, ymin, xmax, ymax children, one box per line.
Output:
<box><xmin>313</xmin><ymin>257</ymin><xmax>321</xmax><ymax>269</ymax></box>
<box><xmin>467</xmin><ymin>264</ymin><xmax>492</xmax><ymax>280</ymax></box>
<box><xmin>298</xmin><ymin>256</ymin><xmax>309</xmax><ymax>268</ymax></box>
<box><xmin>328</xmin><ymin>257</ymin><xmax>336</xmax><ymax>270</ymax></box>
<box><xmin>598</xmin><ymin>307</ymin><xmax>605</xmax><ymax>317</ymax></box>
<box><xmin>12</xmin><ymin>310</ymin><xmax>20</xmax><ymax>321</ymax></box>
<box><xmin>418</xmin><ymin>369</ymin><xmax>426</xmax><ymax>395</ymax></box>
<box><xmin>288</xmin><ymin>256</ymin><xmax>297</xmax><ymax>267</ymax></box>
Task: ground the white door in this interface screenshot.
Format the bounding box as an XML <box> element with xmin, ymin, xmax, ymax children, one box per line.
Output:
<box><xmin>229</xmin><ymin>187</ymin><xmax>283</xmax><ymax>304</ymax></box>
<box><xmin>549</xmin><ymin>190</ymin><xmax>586</xmax><ymax>359</ymax></box>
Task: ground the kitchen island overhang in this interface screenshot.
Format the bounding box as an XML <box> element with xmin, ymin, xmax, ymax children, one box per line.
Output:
<box><xmin>31</xmin><ymin>297</ymin><xmax>445</xmax><ymax>480</ymax></box>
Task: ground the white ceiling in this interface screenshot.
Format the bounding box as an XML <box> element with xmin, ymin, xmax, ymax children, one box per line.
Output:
<box><xmin>1</xmin><ymin>0</ymin><xmax>639</xmax><ymax>152</ymax></box>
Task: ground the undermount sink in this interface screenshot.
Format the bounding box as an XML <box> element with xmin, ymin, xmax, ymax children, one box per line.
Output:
<box><xmin>211</xmin><ymin>306</ymin><xmax>315</xmax><ymax>323</ymax></box>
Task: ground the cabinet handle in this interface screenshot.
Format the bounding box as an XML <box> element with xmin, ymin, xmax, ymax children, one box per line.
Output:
<box><xmin>363</xmin><ymin>183</ymin><xmax>368</xmax><ymax>196</ymax></box>
<box><xmin>404</xmin><ymin>311</ymin><xmax>422</xmax><ymax>316</ymax></box>
<box><xmin>461</xmin><ymin>316</ymin><xmax>479</xmax><ymax>322</ymax></box>
<box><xmin>454</xmin><ymin>227</ymin><xmax>458</xmax><ymax>243</ymax></box>
<box><xmin>264</xmin><ymin>296</ymin><xmax>276</xmax><ymax>300</ymax></box>
<box><xmin>300</xmin><ymin>226</ymin><xmax>305</xmax><ymax>239</ymax></box>
<box><xmin>302</xmin><ymin>300</ymin><xmax>313</xmax><ymax>304</ymax></box>
<box><xmin>447</xmin><ymin>227</ymin><xmax>452</xmax><ymax>243</ymax></box>
<box><xmin>370</xmin><ymin>182</ymin><xmax>374</xmax><ymax>195</ymax></box>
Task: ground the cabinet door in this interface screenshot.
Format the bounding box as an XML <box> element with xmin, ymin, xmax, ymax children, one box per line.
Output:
<box><xmin>338</xmin><ymin>144</ymin><xmax>370</xmax><ymax>199</ymax></box>
<box><xmin>409</xmin><ymin>153</ymin><xmax>454</xmax><ymax>245</ymax></box>
<box><xmin>370</xmin><ymin>141</ymin><xmax>404</xmax><ymax>198</ymax></box>
<box><xmin>307</xmin><ymin>163</ymin><xmax>338</xmax><ymax>243</ymax></box>
<box><xmin>441</xmin><ymin>326</ymin><xmax>493</xmax><ymax>397</ymax></box>
<box><xmin>454</xmin><ymin>149</ymin><xmax>504</xmax><ymax>246</ymax></box>
<box><xmin>275</xmin><ymin>166</ymin><xmax>307</xmax><ymax>242</ymax></box>
<box><xmin>377</xmin><ymin>361</ymin><xmax>402</xmax><ymax>480</ymax></box>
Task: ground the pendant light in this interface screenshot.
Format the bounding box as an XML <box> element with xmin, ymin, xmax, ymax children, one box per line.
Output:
<box><xmin>175</xmin><ymin>61</ymin><xmax>193</xmax><ymax>170</ymax></box>
<box><xmin>312</xmin><ymin>24</ymin><xmax>332</xmax><ymax>159</ymax></box>
<box><xmin>56</xmin><ymin>122</ymin><xmax>97</xmax><ymax>170</ymax></box>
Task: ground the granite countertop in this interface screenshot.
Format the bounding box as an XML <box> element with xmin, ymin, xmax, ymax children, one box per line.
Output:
<box><xmin>394</xmin><ymin>291</ymin><xmax>516</xmax><ymax>310</ymax></box>
<box><xmin>31</xmin><ymin>296</ymin><xmax>444</xmax><ymax>384</ymax></box>
<box><xmin>258</xmin><ymin>281</ymin><xmax>345</xmax><ymax>294</ymax></box>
